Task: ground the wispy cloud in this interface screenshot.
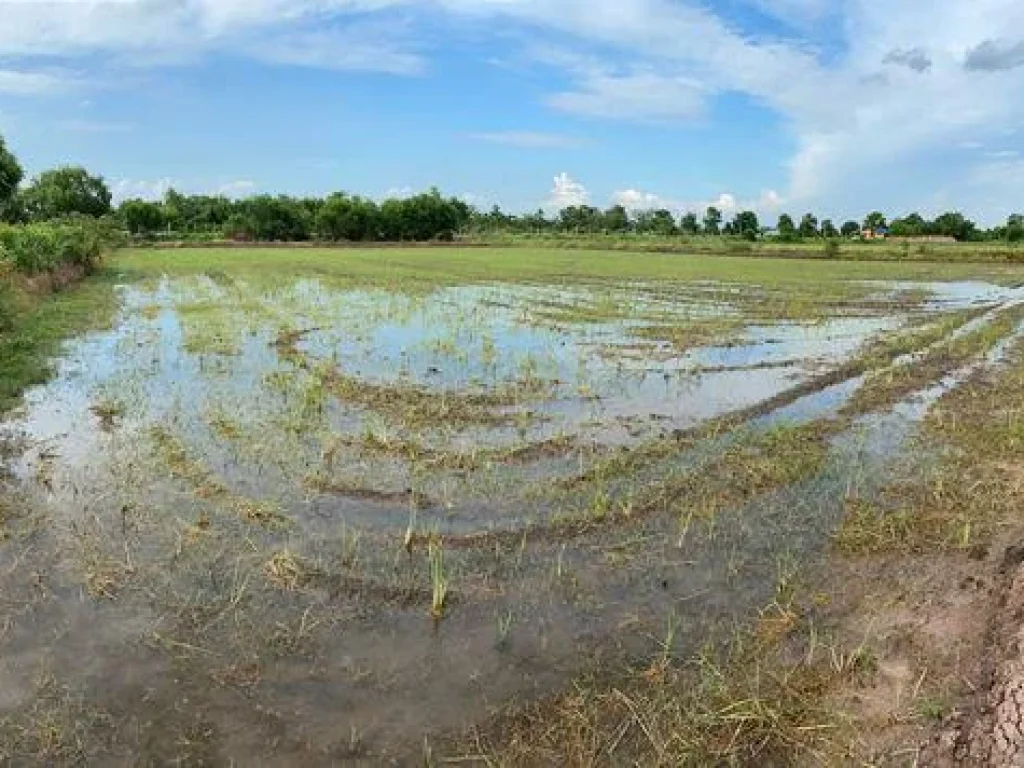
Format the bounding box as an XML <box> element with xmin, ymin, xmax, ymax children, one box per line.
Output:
<box><xmin>0</xmin><ymin>68</ymin><xmax>77</xmax><ymax>95</ymax></box>
<box><xmin>60</xmin><ymin>119</ymin><xmax>135</xmax><ymax>133</ymax></box>
<box><xmin>466</xmin><ymin>131</ymin><xmax>589</xmax><ymax>149</ymax></box>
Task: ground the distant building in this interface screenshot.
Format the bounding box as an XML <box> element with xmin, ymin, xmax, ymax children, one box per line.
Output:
<box><xmin>861</xmin><ymin>227</ymin><xmax>889</xmax><ymax>240</ymax></box>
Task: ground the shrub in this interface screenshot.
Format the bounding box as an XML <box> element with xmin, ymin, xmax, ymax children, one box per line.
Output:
<box><xmin>0</xmin><ymin>217</ymin><xmax>117</xmax><ymax>275</ymax></box>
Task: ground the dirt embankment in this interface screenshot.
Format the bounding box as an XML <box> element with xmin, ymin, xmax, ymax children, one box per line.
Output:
<box><xmin>922</xmin><ymin>539</ymin><xmax>1024</xmax><ymax>765</ymax></box>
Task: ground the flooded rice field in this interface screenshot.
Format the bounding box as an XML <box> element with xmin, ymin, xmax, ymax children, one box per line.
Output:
<box><xmin>2</xmin><ymin>269</ymin><xmax>1023</xmax><ymax>763</ymax></box>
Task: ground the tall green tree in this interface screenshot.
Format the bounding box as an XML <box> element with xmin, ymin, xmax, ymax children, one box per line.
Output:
<box><xmin>863</xmin><ymin>211</ymin><xmax>887</xmax><ymax>231</ymax></box>
<box><xmin>732</xmin><ymin>210</ymin><xmax>759</xmax><ymax>240</ymax></box>
<box><xmin>841</xmin><ymin>220</ymin><xmax>861</xmax><ymax>237</ymax></box>
<box><xmin>777</xmin><ymin>213</ymin><xmax>797</xmax><ymax>240</ymax></box>
<box><xmin>821</xmin><ymin>219</ymin><xmax>838</xmax><ymax>238</ymax></box>
<box><xmin>932</xmin><ymin>211</ymin><xmax>976</xmax><ymax>241</ymax></box>
<box><xmin>21</xmin><ymin>166</ymin><xmax>112</xmax><ymax>220</ymax></box>
<box><xmin>798</xmin><ymin>213</ymin><xmax>819</xmax><ymax>238</ymax></box>
<box><xmin>120</xmin><ymin>199</ymin><xmax>164</xmax><ymax>235</ymax></box>
<box><xmin>0</xmin><ymin>134</ymin><xmax>23</xmax><ymax>222</ymax></box>
<box><xmin>890</xmin><ymin>212</ymin><xmax>927</xmax><ymax>237</ymax></box>
<box><xmin>679</xmin><ymin>212</ymin><xmax>700</xmax><ymax>235</ymax></box>
<box><xmin>603</xmin><ymin>204</ymin><xmax>629</xmax><ymax>233</ymax></box>
<box><xmin>1007</xmin><ymin>213</ymin><xmax>1024</xmax><ymax>243</ymax></box>
<box><xmin>316</xmin><ymin>193</ymin><xmax>379</xmax><ymax>241</ymax></box>
<box><xmin>634</xmin><ymin>209</ymin><xmax>676</xmax><ymax>236</ymax></box>
<box><xmin>703</xmin><ymin>206</ymin><xmax>722</xmax><ymax>235</ymax></box>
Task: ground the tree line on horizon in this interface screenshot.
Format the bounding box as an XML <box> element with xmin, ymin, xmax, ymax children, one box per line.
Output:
<box><xmin>3</xmin><ymin>135</ymin><xmax>1024</xmax><ymax>244</ymax></box>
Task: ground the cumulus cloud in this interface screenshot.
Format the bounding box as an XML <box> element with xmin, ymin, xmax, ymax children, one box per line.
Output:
<box><xmin>699</xmin><ymin>190</ymin><xmax>785</xmax><ymax>217</ymax></box>
<box><xmin>964</xmin><ymin>39</ymin><xmax>1024</xmax><ymax>72</ymax></box>
<box><xmin>111</xmin><ymin>178</ymin><xmax>175</xmax><ymax>203</ymax></box>
<box><xmin>611</xmin><ymin>187</ymin><xmax>784</xmax><ymax>217</ymax></box>
<box><xmin>883</xmin><ymin>47</ymin><xmax>932</xmax><ymax>73</ymax></box>
<box><xmin>110</xmin><ymin>177</ymin><xmax>258</xmax><ymax>203</ymax></box>
<box><xmin>549</xmin><ymin>172</ymin><xmax>588</xmax><ymax>208</ymax></box>
<box><xmin>612</xmin><ymin>188</ymin><xmax>680</xmax><ymax>211</ymax></box>
<box><xmin>6</xmin><ymin>0</ymin><xmax>1024</xmax><ymax>219</ymax></box>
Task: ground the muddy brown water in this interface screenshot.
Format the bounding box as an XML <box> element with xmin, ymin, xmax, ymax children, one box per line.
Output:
<box><xmin>1</xmin><ymin>277</ymin><xmax>1022</xmax><ymax>763</ymax></box>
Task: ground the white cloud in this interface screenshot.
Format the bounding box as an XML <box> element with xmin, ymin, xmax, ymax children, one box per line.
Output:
<box><xmin>111</xmin><ymin>177</ymin><xmax>258</xmax><ymax>203</ymax></box>
<box><xmin>0</xmin><ymin>0</ymin><xmax>421</xmax><ymax>77</ymax></box>
<box><xmin>466</xmin><ymin>131</ymin><xmax>588</xmax><ymax>148</ymax></box>
<box><xmin>382</xmin><ymin>186</ymin><xmax>415</xmax><ymax>199</ymax></box>
<box><xmin>612</xmin><ymin>188</ymin><xmax>680</xmax><ymax>211</ymax></box>
<box><xmin>694</xmin><ymin>190</ymin><xmax>785</xmax><ymax>217</ymax></box>
<box><xmin>5</xmin><ymin>0</ymin><xmax>1024</xmax><ymax>219</ymax></box>
<box><xmin>216</xmin><ymin>179</ymin><xmax>257</xmax><ymax>198</ymax></box>
<box><xmin>545</xmin><ymin>68</ymin><xmax>707</xmax><ymax>123</ymax></box>
<box><xmin>111</xmin><ymin>178</ymin><xmax>175</xmax><ymax>203</ymax></box>
<box><xmin>0</xmin><ymin>68</ymin><xmax>75</xmax><ymax>95</ymax></box>
<box><xmin>612</xmin><ymin>186</ymin><xmax>784</xmax><ymax>217</ymax></box>
<box><xmin>548</xmin><ymin>172</ymin><xmax>588</xmax><ymax>208</ymax></box>
<box><xmin>251</xmin><ymin>25</ymin><xmax>425</xmax><ymax>74</ymax></box>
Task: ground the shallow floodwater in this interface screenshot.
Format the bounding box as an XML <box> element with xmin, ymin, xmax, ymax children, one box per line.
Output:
<box><xmin>1</xmin><ymin>275</ymin><xmax>1021</xmax><ymax>762</ymax></box>
<box><xmin>3</xmin><ymin>278</ymin><xmax>898</xmax><ymax>500</ymax></box>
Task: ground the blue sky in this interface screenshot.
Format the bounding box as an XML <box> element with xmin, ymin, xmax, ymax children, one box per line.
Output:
<box><xmin>2</xmin><ymin>0</ymin><xmax>1024</xmax><ymax>225</ymax></box>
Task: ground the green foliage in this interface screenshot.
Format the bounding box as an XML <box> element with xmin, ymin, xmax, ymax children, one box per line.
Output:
<box><xmin>679</xmin><ymin>211</ymin><xmax>700</xmax><ymax>235</ymax></box>
<box><xmin>21</xmin><ymin>166</ymin><xmax>112</xmax><ymax>221</ymax></box>
<box><xmin>798</xmin><ymin>212</ymin><xmax>819</xmax><ymax>238</ymax></box>
<box><xmin>0</xmin><ymin>134</ymin><xmax>23</xmax><ymax>222</ymax></box>
<box><xmin>840</xmin><ymin>221</ymin><xmax>860</xmax><ymax>238</ymax></box>
<box><xmin>932</xmin><ymin>211</ymin><xmax>976</xmax><ymax>241</ymax></box>
<box><xmin>227</xmin><ymin>195</ymin><xmax>312</xmax><ymax>241</ymax></box>
<box><xmin>0</xmin><ymin>272</ymin><xmax>117</xmax><ymax>414</ymax></box>
<box><xmin>603</xmin><ymin>204</ymin><xmax>629</xmax><ymax>233</ymax></box>
<box><xmin>376</xmin><ymin>189</ymin><xmax>469</xmax><ymax>241</ymax></box>
<box><xmin>0</xmin><ymin>280</ymin><xmax>16</xmax><ymax>332</ymax></box>
<box><xmin>777</xmin><ymin>213</ymin><xmax>797</xmax><ymax>240</ymax></box>
<box><xmin>0</xmin><ymin>217</ymin><xmax>118</xmax><ymax>275</ymax></box>
<box><xmin>558</xmin><ymin>204</ymin><xmax>604</xmax><ymax>234</ymax></box>
<box><xmin>120</xmin><ymin>199</ymin><xmax>165</xmax><ymax>236</ymax></box>
<box><xmin>108</xmin><ymin>182</ymin><xmax>1019</xmax><ymax>247</ymax></box>
<box><xmin>703</xmin><ymin>206</ymin><xmax>722</xmax><ymax>235</ymax></box>
<box><xmin>316</xmin><ymin>193</ymin><xmax>379</xmax><ymax>241</ymax></box>
<box><xmin>633</xmin><ymin>209</ymin><xmax>677</xmax><ymax>236</ymax></box>
<box><xmin>863</xmin><ymin>211</ymin><xmax>887</xmax><ymax>231</ymax></box>
<box><xmin>732</xmin><ymin>210</ymin><xmax>760</xmax><ymax>240</ymax></box>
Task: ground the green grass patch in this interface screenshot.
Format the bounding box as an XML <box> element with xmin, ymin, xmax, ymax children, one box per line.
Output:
<box><xmin>0</xmin><ymin>269</ymin><xmax>118</xmax><ymax>414</ymax></box>
<box><xmin>110</xmin><ymin>246</ymin><xmax>1024</xmax><ymax>289</ymax></box>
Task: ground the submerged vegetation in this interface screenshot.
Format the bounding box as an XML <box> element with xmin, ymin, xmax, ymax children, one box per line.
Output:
<box><xmin>1</xmin><ymin>239</ymin><xmax>1024</xmax><ymax>764</ymax></box>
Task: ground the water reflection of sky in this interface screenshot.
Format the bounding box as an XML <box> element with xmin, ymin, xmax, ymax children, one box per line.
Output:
<box><xmin>2</xmin><ymin>277</ymin><xmax>1012</xmax><ymax>491</ymax></box>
